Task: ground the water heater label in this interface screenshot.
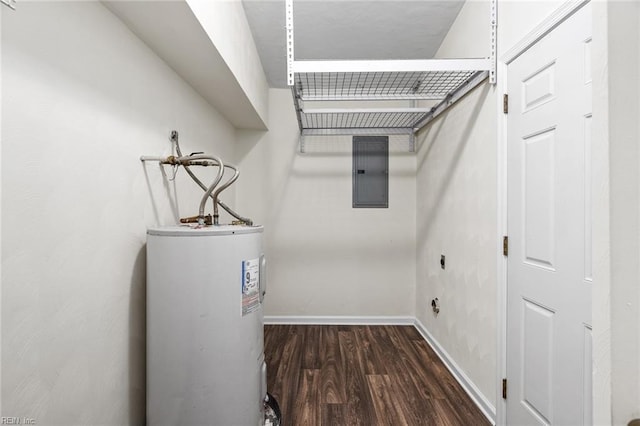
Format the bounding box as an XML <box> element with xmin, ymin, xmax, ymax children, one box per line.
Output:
<box><xmin>242</xmin><ymin>258</ymin><xmax>260</xmax><ymax>316</ymax></box>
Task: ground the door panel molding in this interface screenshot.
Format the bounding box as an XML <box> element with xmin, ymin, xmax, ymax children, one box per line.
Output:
<box><xmin>496</xmin><ymin>2</ymin><xmax>592</xmax><ymax>425</ymax></box>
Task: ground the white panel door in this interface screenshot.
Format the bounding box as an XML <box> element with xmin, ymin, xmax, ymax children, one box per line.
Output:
<box><xmin>507</xmin><ymin>4</ymin><xmax>592</xmax><ymax>425</ymax></box>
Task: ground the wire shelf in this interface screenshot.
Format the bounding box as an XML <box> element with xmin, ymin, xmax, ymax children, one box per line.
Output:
<box><xmin>300</xmin><ymin>108</ymin><xmax>430</xmax><ymax>130</ymax></box>
<box><xmin>295</xmin><ymin>70</ymin><xmax>477</xmax><ymax>101</ymax></box>
<box><xmin>284</xmin><ymin>0</ymin><xmax>496</xmax><ymax>152</ymax></box>
<box><xmin>289</xmin><ymin>60</ymin><xmax>491</xmax><ymax>152</ymax></box>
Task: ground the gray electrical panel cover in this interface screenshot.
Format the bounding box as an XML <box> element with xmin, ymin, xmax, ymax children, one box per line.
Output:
<box><xmin>352</xmin><ymin>136</ymin><xmax>389</xmax><ymax>208</ymax></box>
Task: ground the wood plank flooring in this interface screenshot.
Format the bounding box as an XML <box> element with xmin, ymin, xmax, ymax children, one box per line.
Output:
<box><xmin>264</xmin><ymin>325</ymin><xmax>490</xmax><ymax>426</ymax></box>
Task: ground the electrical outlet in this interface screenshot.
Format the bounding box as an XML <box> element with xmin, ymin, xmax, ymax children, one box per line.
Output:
<box><xmin>440</xmin><ymin>254</ymin><xmax>445</xmax><ymax>269</ymax></box>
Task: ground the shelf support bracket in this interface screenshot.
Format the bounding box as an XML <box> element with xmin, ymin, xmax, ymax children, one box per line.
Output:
<box><xmin>1</xmin><ymin>0</ymin><xmax>16</xmax><ymax>10</ymax></box>
<box><xmin>299</xmin><ymin>134</ymin><xmax>306</xmax><ymax>154</ymax></box>
<box><xmin>286</xmin><ymin>0</ymin><xmax>295</xmax><ymax>87</ymax></box>
<box><xmin>489</xmin><ymin>0</ymin><xmax>497</xmax><ymax>84</ymax></box>
<box><xmin>413</xmin><ymin>71</ymin><xmax>489</xmax><ymax>131</ymax></box>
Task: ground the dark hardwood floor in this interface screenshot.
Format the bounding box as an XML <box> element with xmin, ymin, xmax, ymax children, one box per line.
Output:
<box><xmin>264</xmin><ymin>325</ymin><xmax>490</xmax><ymax>426</ymax></box>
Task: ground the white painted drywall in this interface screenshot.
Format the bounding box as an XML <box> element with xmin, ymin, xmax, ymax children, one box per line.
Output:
<box><xmin>236</xmin><ymin>89</ymin><xmax>416</xmax><ymax>319</ymax></box>
<box><xmin>415</xmin><ymin>0</ymin><xmax>497</xmax><ymax>411</ymax></box>
<box><xmin>592</xmin><ymin>2</ymin><xmax>640</xmax><ymax>423</ymax></box>
<box><xmin>2</xmin><ymin>2</ymin><xmax>239</xmax><ymax>423</ymax></box>
<box><xmin>591</xmin><ymin>2</ymin><xmax>612</xmax><ymax>423</ymax></box>
<box><xmin>415</xmin><ymin>81</ymin><xmax>497</xmax><ymax>408</ymax></box>
<box><xmin>498</xmin><ymin>1</ymin><xmax>564</xmax><ymax>56</ymax></box>
<box><xmin>0</xmin><ymin>4</ymin><xmax>4</xmax><ymax>417</ymax></box>
<box><xmin>186</xmin><ymin>0</ymin><xmax>269</xmax><ymax>126</ymax></box>
<box><xmin>426</xmin><ymin>1</ymin><xmax>640</xmax><ymax>423</ymax></box>
<box><xmin>414</xmin><ymin>0</ymin><xmax>570</xmax><ymax>414</ymax></box>
<box><xmin>103</xmin><ymin>0</ymin><xmax>269</xmax><ymax>130</ymax></box>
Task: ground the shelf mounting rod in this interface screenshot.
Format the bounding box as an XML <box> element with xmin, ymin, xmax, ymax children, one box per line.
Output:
<box><xmin>490</xmin><ymin>0</ymin><xmax>497</xmax><ymax>84</ymax></box>
<box><xmin>286</xmin><ymin>0</ymin><xmax>295</xmax><ymax>86</ymax></box>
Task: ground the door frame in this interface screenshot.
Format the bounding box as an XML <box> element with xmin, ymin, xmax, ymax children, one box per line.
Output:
<box><xmin>495</xmin><ymin>1</ymin><xmax>591</xmax><ymax>424</ymax></box>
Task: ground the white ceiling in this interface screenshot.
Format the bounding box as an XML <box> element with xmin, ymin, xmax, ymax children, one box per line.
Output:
<box><xmin>242</xmin><ymin>0</ymin><xmax>465</xmax><ymax>88</ymax></box>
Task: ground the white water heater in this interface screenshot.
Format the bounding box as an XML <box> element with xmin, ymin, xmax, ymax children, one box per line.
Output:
<box><xmin>146</xmin><ymin>225</ymin><xmax>267</xmax><ymax>426</ymax></box>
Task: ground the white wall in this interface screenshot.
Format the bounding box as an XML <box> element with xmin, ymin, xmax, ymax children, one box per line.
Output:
<box><xmin>414</xmin><ymin>0</ymin><xmax>567</xmax><ymax>415</ymax></box>
<box><xmin>236</xmin><ymin>89</ymin><xmax>416</xmax><ymax>319</ymax></box>
<box><xmin>0</xmin><ymin>4</ymin><xmax>4</xmax><ymax>417</ymax></box>
<box><xmin>591</xmin><ymin>4</ymin><xmax>612</xmax><ymax>423</ymax></box>
<box><xmin>2</xmin><ymin>2</ymin><xmax>239</xmax><ymax>423</ymax></box>
<box><xmin>5</xmin><ymin>1</ymin><xmax>636</xmax><ymax>424</ymax></box>
<box><xmin>415</xmin><ymin>0</ymin><xmax>497</xmax><ymax>411</ymax></box>
<box><xmin>607</xmin><ymin>4</ymin><xmax>640</xmax><ymax>421</ymax></box>
<box><xmin>498</xmin><ymin>1</ymin><xmax>564</xmax><ymax>56</ymax></box>
<box><xmin>425</xmin><ymin>1</ymin><xmax>640</xmax><ymax>424</ymax></box>
<box><xmin>592</xmin><ymin>1</ymin><xmax>640</xmax><ymax>423</ymax></box>
<box><xmin>187</xmin><ymin>0</ymin><xmax>269</xmax><ymax>126</ymax></box>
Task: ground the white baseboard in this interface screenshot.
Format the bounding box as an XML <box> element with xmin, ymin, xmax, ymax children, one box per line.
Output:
<box><xmin>413</xmin><ymin>318</ymin><xmax>496</xmax><ymax>425</ymax></box>
<box><xmin>264</xmin><ymin>315</ymin><xmax>414</xmax><ymax>326</ymax></box>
